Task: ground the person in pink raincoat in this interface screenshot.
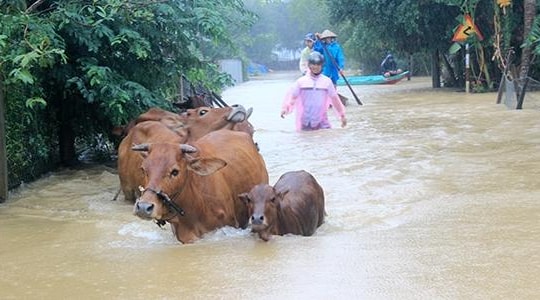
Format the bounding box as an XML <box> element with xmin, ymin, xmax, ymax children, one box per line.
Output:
<box><xmin>281</xmin><ymin>52</ymin><xmax>347</xmax><ymax>131</ymax></box>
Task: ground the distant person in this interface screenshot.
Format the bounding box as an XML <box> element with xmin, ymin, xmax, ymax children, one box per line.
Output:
<box><xmin>380</xmin><ymin>53</ymin><xmax>403</xmax><ymax>77</ymax></box>
<box><xmin>281</xmin><ymin>52</ymin><xmax>347</xmax><ymax>131</ymax></box>
<box><xmin>313</xmin><ymin>29</ymin><xmax>345</xmax><ymax>86</ymax></box>
<box><xmin>299</xmin><ymin>33</ymin><xmax>316</xmax><ymax>75</ymax></box>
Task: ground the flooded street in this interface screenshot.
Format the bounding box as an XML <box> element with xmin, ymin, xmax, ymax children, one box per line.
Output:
<box><xmin>1</xmin><ymin>72</ymin><xmax>539</xmax><ymax>299</ymax></box>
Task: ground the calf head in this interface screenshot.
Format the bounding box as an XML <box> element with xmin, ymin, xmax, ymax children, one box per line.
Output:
<box><xmin>239</xmin><ymin>184</ymin><xmax>288</xmax><ymax>241</ymax></box>
<box><xmin>180</xmin><ymin>104</ymin><xmax>253</xmax><ymax>140</ymax></box>
<box><xmin>132</xmin><ymin>142</ymin><xmax>226</xmax><ymax>223</ymax></box>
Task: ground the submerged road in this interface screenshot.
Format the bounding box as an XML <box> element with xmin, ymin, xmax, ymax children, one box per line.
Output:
<box><xmin>0</xmin><ymin>72</ymin><xmax>539</xmax><ymax>299</ymax></box>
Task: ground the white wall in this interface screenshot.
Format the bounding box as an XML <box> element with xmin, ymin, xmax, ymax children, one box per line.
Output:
<box><xmin>219</xmin><ymin>59</ymin><xmax>243</xmax><ymax>85</ymax></box>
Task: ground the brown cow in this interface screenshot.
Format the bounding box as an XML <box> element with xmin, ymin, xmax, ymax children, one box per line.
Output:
<box><xmin>179</xmin><ymin>105</ymin><xmax>254</xmax><ymax>141</ymax></box>
<box><xmin>114</xmin><ymin>105</ymin><xmax>251</xmax><ymax>139</ymax></box>
<box><xmin>132</xmin><ymin>130</ymin><xmax>268</xmax><ymax>243</ymax></box>
<box><xmin>238</xmin><ymin>170</ymin><xmax>325</xmax><ymax>241</ymax></box>
<box><xmin>117</xmin><ymin>105</ymin><xmax>252</xmax><ymax>202</ymax></box>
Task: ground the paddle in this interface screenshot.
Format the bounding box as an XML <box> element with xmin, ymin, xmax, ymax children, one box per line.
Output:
<box><xmin>322</xmin><ymin>43</ymin><xmax>363</xmax><ymax>105</ymax></box>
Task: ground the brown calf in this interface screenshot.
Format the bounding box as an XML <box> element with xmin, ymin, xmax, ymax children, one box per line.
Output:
<box><xmin>239</xmin><ymin>170</ymin><xmax>325</xmax><ymax>241</ymax></box>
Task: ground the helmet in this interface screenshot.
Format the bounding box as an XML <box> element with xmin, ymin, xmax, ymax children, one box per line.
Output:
<box><xmin>308</xmin><ymin>52</ymin><xmax>324</xmax><ymax>65</ymax></box>
<box><xmin>304</xmin><ymin>33</ymin><xmax>315</xmax><ymax>42</ymax></box>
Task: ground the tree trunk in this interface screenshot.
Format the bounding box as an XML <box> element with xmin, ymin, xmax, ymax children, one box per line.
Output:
<box><xmin>58</xmin><ymin>93</ymin><xmax>77</xmax><ymax>167</ymax></box>
<box><xmin>432</xmin><ymin>49</ymin><xmax>441</xmax><ymax>88</ymax></box>
<box><xmin>519</xmin><ymin>0</ymin><xmax>536</xmax><ymax>80</ymax></box>
<box><xmin>442</xmin><ymin>52</ymin><xmax>458</xmax><ymax>87</ymax></box>
<box><xmin>59</xmin><ymin>122</ymin><xmax>76</xmax><ymax>167</ymax></box>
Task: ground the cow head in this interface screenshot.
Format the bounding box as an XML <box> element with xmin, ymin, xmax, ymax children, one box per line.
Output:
<box><xmin>239</xmin><ymin>184</ymin><xmax>288</xmax><ymax>241</ymax></box>
<box><xmin>132</xmin><ymin>142</ymin><xmax>227</xmax><ymax>223</ymax></box>
<box><xmin>179</xmin><ymin>104</ymin><xmax>253</xmax><ymax>140</ymax></box>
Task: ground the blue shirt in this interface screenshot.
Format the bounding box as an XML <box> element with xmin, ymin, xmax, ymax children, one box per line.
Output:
<box><xmin>313</xmin><ymin>40</ymin><xmax>345</xmax><ymax>84</ymax></box>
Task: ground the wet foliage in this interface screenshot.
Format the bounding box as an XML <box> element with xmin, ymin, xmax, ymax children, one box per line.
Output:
<box><xmin>0</xmin><ymin>0</ymin><xmax>255</xmax><ymax>187</ymax></box>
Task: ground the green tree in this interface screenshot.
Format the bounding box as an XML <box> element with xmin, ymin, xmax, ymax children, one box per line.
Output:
<box><xmin>288</xmin><ymin>0</ymin><xmax>330</xmax><ymax>37</ymax></box>
<box><xmin>0</xmin><ymin>0</ymin><xmax>255</xmax><ymax>184</ymax></box>
<box><xmin>326</xmin><ymin>0</ymin><xmax>462</xmax><ymax>74</ymax></box>
<box><xmin>240</xmin><ymin>0</ymin><xmax>330</xmax><ymax>67</ymax></box>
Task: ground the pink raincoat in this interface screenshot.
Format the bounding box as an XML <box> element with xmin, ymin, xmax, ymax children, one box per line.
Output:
<box><xmin>282</xmin><ymin>73</ymin><xmax>345</xmax><ymax>131</ymax></box>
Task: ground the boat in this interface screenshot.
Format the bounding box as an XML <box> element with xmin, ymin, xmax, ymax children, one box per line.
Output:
<box><xmin>337</xmin><ymin>71</ymin><xmax>409</xmax><ymax>86</ymax></box>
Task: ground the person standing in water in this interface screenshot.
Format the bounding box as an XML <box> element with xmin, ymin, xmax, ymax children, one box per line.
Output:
<box><xmin>299</xmin><ymin>33</ymin><xmax>316</xmax><ymax>75</ymax></box>
<box><xmin>281</xmin><ymin>52</ymin><xmax>347</xmax><ymax>131</ymax></box>
<box><xmin>313</xmin><ymin>29</ymin><xmax>345</xmax><ymax>86</ymax></box>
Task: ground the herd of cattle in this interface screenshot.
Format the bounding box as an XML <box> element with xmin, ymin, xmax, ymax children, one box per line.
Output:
<box><xmin>116</xmin><ymin>105</ymin><xmax>326</xmax><ymax>243</ymax></box>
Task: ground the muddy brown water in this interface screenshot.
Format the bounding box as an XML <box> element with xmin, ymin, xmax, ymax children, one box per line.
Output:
<box><xmin>1</xmin><ymin>73</ymin><xmax>539</xmax><ymax>299</ymax></box>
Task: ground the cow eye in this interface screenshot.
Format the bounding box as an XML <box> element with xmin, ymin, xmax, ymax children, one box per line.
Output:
<box><xmin>171</xmin><ymin>169</ymin><xmax>179</xmax><ymax>177</ymax></box>
<box><xmin>198</xmin><ymin>109</ymin><xmax>208</xmax><ymax>116</ymax></box>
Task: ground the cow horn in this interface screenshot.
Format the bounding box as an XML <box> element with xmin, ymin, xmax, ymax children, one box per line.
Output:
<box><xmin>132</xmin><ymin>143</ymin><xmax>150</xmax><ymax>151</ymax></box>
<box><xmin>180</xmin><ymin>144</ymin><xmax>198</xmax><ymax>153</ymax></box>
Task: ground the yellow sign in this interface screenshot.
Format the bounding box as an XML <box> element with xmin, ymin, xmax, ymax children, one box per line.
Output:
<box><xmin>497</xmin><ymin>0</ymin><xmax>511</xmax><ymax>8</ymax></box>
<box><xmin>452</xmin><ymin>14</ymin><xmax>484</xmax><ymax>42</ymax></box>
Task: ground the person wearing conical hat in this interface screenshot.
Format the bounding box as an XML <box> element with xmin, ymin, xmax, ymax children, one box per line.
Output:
<box><xmin>313</xmin><ymin>29</ymin><xmax>345</xmax><ymax>86</ymax></box>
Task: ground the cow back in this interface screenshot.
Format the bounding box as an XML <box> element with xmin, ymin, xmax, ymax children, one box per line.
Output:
<box><xmin>193</xmin><ymin>130</ymin><xmax>269</xmax><ymax>227</ymax></box>
<box><xmin>274</xmin><ymin>170</ymin><xmax>325</xmax><ymax>236</ymax></box>
<box><xmin>117</xmin><ymin>108</ymin><xmax>185</xmax><ymax>138</ymax></box>
<box><xmin>136</xmin><ymin>108</ymin><xmax>184</xmax><ymax>130</ymax></box>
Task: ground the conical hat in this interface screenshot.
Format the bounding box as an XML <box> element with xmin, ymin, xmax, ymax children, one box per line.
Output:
<box><xmin>320</xmin><ymin>29</ymin><xmax>337</xmax><ymax>39</ymax></box>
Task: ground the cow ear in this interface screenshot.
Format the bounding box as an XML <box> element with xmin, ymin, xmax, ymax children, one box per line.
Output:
<box><xmin>276</xmin><ymin>190</ymin><xmax>288</xmax><ymax>201</ymax></box>
<box><xmin>271</xmin><ymin>194</ymin><xmax>281</xmax><ymax>210</ymax></box>
<box><xmin>238</xmin><ymin>193</ymin><xmax>250</xmax><ymax>205</ymax></box>
<box><xmin>187</xmin><ymin>157</ymin><xmax>227</xmax><ymax>176</ymax></box>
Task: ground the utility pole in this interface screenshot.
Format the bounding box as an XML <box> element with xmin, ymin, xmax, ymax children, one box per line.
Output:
<box><xmin>465</xmin><ymin>43</ymin><xmax>470</xmax><ymax>93</ymax></box>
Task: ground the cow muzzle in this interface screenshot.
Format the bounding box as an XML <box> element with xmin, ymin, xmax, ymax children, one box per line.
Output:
<box><xmin>134</xmin><ymin>200</ymin><xmax>155</xmax><ymax>220</ymax></box>
<box><xmin>134</xmin><ymin>187</ymin><xmax>185</xmax><ymax>223</ymax></box>
<box><xmin>228</xmin><ymin>104</ymin><xmax>252</xmax><ymax>123</ymax></box>
<box><xmin>249</xmin><ymin>214</ymin><xmax>268</xmax><ymax>233</ymax></box>
<box><xmin>250</xmin><ymin>214</ymin><xmax>266</xmax><ymax>226</ymax></box>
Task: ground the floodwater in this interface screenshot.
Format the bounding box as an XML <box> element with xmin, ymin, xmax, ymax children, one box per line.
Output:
<box><xmin>1</xmin><ymin>72</ymin><xmax>539</xmax><ymax>299</ymax></box>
